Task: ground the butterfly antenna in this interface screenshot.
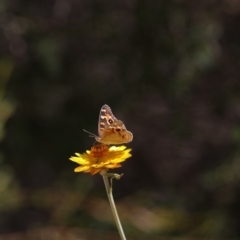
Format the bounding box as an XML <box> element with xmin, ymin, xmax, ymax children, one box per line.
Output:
<box><xmin>83</xmin><ymin>129</ymin><xmax>97</xmax><ymax>138</ymax></box>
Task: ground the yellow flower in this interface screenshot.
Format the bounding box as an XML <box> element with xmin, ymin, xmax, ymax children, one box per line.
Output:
<box><xmin>69</xmin><ymin>144</ymin><xmax>132</xmax><ymax>175</ymax></box>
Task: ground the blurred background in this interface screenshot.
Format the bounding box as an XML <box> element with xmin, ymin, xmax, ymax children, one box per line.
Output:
<box><xmin>1</xmin><ymin>0</ymin><xmax>240</xmax><ymax>239</ymax></box>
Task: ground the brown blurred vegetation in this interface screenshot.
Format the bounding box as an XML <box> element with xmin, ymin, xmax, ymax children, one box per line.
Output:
<box><xmin>1</xmin><ymin>0</ymin><xmax>240</xmax><ymax>239</ymax></box>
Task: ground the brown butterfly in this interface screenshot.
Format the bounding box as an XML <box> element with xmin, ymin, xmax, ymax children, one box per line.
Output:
<box><xmin>84</xmin><ymin>104</ymin><xmax>133</xmax><ymax>145</ymax></box>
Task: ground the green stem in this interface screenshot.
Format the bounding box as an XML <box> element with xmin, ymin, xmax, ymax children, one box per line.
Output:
<box><xmin>101</xmin><ymin>171</ymin><xmax>127</xmax><ymax>240</ymax></box>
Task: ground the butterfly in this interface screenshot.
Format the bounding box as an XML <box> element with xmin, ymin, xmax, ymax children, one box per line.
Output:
<box><xmin>84</xmin><ymin>104</ymin><xmax>133</xmax><ymax>145</ymax></box>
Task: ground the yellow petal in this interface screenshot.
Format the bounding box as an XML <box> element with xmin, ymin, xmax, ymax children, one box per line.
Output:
<box><xmin>74</xmin><ymin>165</ymin><xmax>91</xmax><ymax>172</ymax></box>
<box><xmin>69</xmin><ymin>156</ymin><xmax>89</xmax><ymax>165</ymax></box>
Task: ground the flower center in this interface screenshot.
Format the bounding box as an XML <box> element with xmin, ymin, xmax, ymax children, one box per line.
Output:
<box><xmin>90</xmin><ymin>144</ymin><xmax>109</xmax><ymax>158</ymax></box>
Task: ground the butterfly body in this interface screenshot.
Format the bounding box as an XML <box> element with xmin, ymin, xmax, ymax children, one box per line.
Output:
<box><xmin>95</xmin><ymin>104</ymin><xmax>133</xmax><ymax>145</ymax></box>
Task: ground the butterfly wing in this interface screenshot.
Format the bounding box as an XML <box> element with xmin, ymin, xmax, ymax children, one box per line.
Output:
<box><xmin>96</xmin><ymin>104</ymin><xmax>133</xmax><ymax>144</ymax></box>
<box><xmin>101</xmin><ymin>120</ymin><xmax>133</xmax><ymax>144</ymax></box>
<box><xmin>98</xmin><ymin>104</ymin><xmax>118</xmax><ymax>137</ymax></box>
